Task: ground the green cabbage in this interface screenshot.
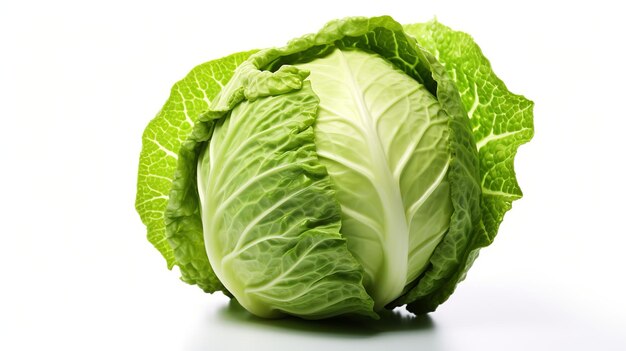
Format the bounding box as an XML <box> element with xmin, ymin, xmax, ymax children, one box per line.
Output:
<box><xmin>136</xmin><ymin>16</ymin><xmax>534</xmax><ymax>320</ymax></box>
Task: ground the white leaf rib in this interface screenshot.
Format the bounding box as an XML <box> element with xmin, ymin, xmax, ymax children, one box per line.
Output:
<box><xmin>408</xmin><ymin>225</ymin><xmax>449</xmax><ymax>258</ymax></box>
<box><xmin>318</xmin><ymin>108</ymin><xmax>369</xmax><ymax>138</ymax></box>
<box><xmin>392</xmin><ymin>129</ymin><xmax>427</xmax><ymax>180</ymax></box>
<box><xmin>340</xmin><ymin>205</ymin><xmax>384</xmax><ymax>241</ymax></box>
<box><xmin>146</xmin><ymin>173</ymin><xmax>173</xmax><ymax>182</ymax></box>
<box><xmin>335</xmin><ymin>49</ymin><xmax>409</xmax><ymax>307</ymax></box>
<box><xmin>476</xmin><ymin>129</ymin><xmax>529</xmax><ymax>150</ymax></box>
<box><xmin>482</xmin><ymin>188</ymin><xmax>522</xmax><ymax>199</ymax></box>
<box><xmin>147</xmin><ymin>138</ymin><xmax>177</xmax><ymax>159</ymax></box>
<box><xmin>211</xmin><ymin>119</ymin><xmax>297</xmax><ymax>192</ymax></box>
<box><xmin>222</xmin><ymin>234</ymin><xmax>291</xmax><ymax>264</ymax></box>
<box><xmin>251</xmin><ymin>275</ymin><xmax>344</xmax><ymax>305</ymax></box>
<box><xmin>175</xmin><ymin>87</ymin><xmax>195</xmax><ymax>128</ymax></box>
<box><xmin>213</xmin><ymin>159</ymin><xmax>316</xmax><ymax>221</ymax></box>
<box><xmin>229</xmin><ymin>186</ymin><xmax>313</xmax><ymax>253</ymax></box>
<box><xmin>407</xmin><ymin>160</ymin><xmax>450</xmax><ymax>223</ymax></box>
<box><xmin>245</xmin><ymin>239</ymin><xmax>328</xmax><ymax>293</ymax></box>
<box><xmin>135</xmin><ymin>195</ymin><xmax>168</xmax><ymax>207</ymax></box>
<box><xmin>467</xmin><ymin>82</ymin><xmax>480</xmax><ymax>119</ymax></box>
<box><xmin>372</xmin><ymin>86</ymin><xmax>418</xmax><ymax>125</ymax></box>
<box><xmin>316</xmin><ymin>150</ymin><xmax>376</xmax><ymax>184</ymax></box>
<box><xmin>393</xmin><ymin>117</ymin><xmax>447</xmax><ymax>180</ymax></box>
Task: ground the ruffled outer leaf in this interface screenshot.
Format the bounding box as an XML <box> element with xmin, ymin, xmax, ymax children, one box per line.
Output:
<box><xmin>136</xmin><ymin>51</ymin><xmax>256</xmax><ymax>292</ymax></box>
<box><xmin>400</xmin><ymin>20</ymin><xmax>534</xmax><ymax>313</ymax></box>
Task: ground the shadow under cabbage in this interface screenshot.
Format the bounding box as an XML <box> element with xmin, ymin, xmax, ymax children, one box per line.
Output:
<box><xmin>219</xmin><ymin>299</ymin><xmax>435</xmax><ymax>336</ymax></box>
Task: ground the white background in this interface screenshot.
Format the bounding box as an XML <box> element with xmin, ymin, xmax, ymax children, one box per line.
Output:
<box><xmin>1</xmin><ymin>0</ymin><xmax>625</xmax><ymax>350</ymax></box>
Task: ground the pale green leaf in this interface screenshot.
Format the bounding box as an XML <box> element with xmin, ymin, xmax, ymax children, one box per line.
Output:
<box><xmin>195</xmin><ymin>82</ymin><xmax>376</xmax><ymax>319</ymax></box>
<box><xmin>295</xmin><ymin>49</ymin><xmax>452</xmax><ymax>309</ymax></box>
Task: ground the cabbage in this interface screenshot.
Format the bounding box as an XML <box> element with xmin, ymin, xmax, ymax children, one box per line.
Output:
<box><xmin>136</xmin><ymin>16</ymin><xmax>534</xmax><ymax>320</ymax></box>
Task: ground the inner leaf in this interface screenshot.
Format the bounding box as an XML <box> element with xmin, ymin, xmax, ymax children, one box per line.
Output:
<box><xmin>296</xmin><ymin>48</ymin><xmax>452</xmax><ymax>308</ymax></box>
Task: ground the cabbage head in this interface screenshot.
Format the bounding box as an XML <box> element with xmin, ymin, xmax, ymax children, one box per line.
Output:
<box><xmin>136</xmin><ymin>16</ymin><xmax>534</xmax><ymax>320</ymax></box>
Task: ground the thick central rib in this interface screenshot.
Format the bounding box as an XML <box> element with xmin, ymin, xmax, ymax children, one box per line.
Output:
<box><xmin>296</xmin><ymin>49</ymin><xmax>410</xmax><ymax>308</ymax></box>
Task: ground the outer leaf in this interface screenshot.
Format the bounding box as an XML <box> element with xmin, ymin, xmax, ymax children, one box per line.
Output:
<box><xmin>196</xmin><ymin>82</ymin><xmax>376</xmax><ymax>319</ymax></box>
<box><xmin>405</xmin><ymin>20</ymin><xmax>534</xmax><ymax>242</ymax></box>
<box><xmin>400</xmin><ymin>20</ymin><xmax>534</xmax><ymax>312</ymax></box>
<box><xmin>136</xmin><ymin>50</ymin><xmax>256</xmax><ymax>290</ymax></box>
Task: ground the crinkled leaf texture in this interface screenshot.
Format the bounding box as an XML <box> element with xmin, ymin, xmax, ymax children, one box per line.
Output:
<box><xmin>136</xmin><ymin>50</ymin><xmax>257</xmax><ymax>292</ymax></box>
<box><xmin>135</xmin><ymin>15</ymin><xmax>533</xmax><ymax>319</ymax></box>
<box><xmin>397</xmin><ymin>21</ymin><xmax>534</xmax><ymax>313</ymax></box>
<box><xmin>196</xmin><ymin>81</ymin><xmax>377</xmax><ymax>319</ymax></box>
